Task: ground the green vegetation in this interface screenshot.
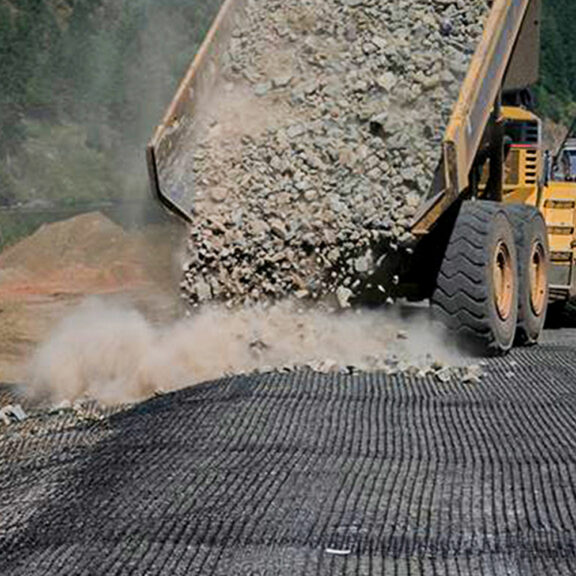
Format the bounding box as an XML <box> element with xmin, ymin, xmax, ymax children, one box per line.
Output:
<box><xmin>0</xmin><ymin>0</ymin><xmax>221</xmax><ymax>207</ymax></box>
<box><xmin>535</xmin><ymin>0</ymin><xmax>576</xmax><ymax>124</ymax></box>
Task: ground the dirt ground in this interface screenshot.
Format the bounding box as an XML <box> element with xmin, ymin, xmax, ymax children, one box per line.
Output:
<box><xmin>0</xmin><ymin>212</ymin><xmax>185</xmax><ymax>384</ymax></box>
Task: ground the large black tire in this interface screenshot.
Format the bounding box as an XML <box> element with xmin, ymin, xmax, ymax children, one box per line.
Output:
<box><xmin>505</xmin><ymin>204</ymin><xmax>549</xmax><ymax>345</ymax></box>
<box><xmin>431</xmin><ymin>201</ymin><xmax>519</xmax><ymax>355</ymax></box>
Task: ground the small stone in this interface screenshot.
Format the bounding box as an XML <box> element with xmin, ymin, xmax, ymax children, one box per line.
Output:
<box><xmin>375</xmin><ymin>72</ymin><xmax>396</xmax><ymax>92</ymax></box>
<box><xmin>287</xmin><ymin>124</ymin><xmax>306</xmax><ymax>139</ymax></box>
<box><xmin>270</xmin><ymin>219</ymin><xmax>287</xmax><ymax>240</ymax></box>
<box><xmin>0</xmin><ymin>404</ymin><xmax>27</xmax><ymax>426</ymax></box>
<box><xmin>354</xmin><ymin>252</ymin><xmax>373</xmax><ymax>274</ymax></box>
<box><xmin>440</xmin><ymin>18</ymin><xmax>453</xmax><ymax>37</ymax></box>
<box><xmin>336</xmin><ymin>286</ymin><xmax>353</xmax><ymax>309</ymax></box>
<box><xmin>371</xmin><ymin>36</ymin><xmax>387</xmax><ymax>50</ymax></box>
<box><xmin>435</xmin><ymin>368</ymin><xmax>452</xmax><ymax>384</ymax></box>
<box><xmin>195</xmin><ymin>278</ymin><xmax>213</xmax><ymax>302</ymax></box>
<box><xmin>463</xmin><ymin>364</ymin><xmax>483</xmax><ymax>384</ymax></box>
<box><xmin>210</xmin><ymin>187</ymin><xmax>228</xmax><ymax>203</ymax></box>
<box><xmin>304</xmin><ymin>189</ymin><xmax>318</xmax><ymax>202</ymax></box>
<box><xmin>254</xmin><ymin>82</ymin><xmax>271</xmax><ymax>97</ymax></box>
<box><xmin>273</xmin><ymin>75</ymin><xmax>293</xmax><ymax>88</ymax></box>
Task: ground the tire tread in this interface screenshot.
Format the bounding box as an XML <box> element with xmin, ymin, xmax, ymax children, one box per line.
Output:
<box><xmin>431</xmin><ymin>201</ymin><xmax>517</xmax><ymax>354</ymax></box>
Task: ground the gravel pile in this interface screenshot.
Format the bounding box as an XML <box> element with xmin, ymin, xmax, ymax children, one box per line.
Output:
<box><xmin>181</xmin><ymin>0</ymin><xmax>490</xmax><ymax>307</ymax></box>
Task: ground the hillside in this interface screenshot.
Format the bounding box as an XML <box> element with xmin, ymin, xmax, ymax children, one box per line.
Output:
<box><xmin>0</xmin><ymin>0</ymin><xmax>574</xmax><ymax>211</ymax></box>
<box><xmin>536</xmin><ymin>0</ymin><xmax>576</xmax><ymax>124</ymax></box>
<box><xmin>0</xmin><ymin>0</ymin><xmax>221</xmax><ymax>207</ymax></box>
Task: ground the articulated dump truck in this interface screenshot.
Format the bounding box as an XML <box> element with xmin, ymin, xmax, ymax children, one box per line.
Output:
<box><xmin>147</xmin><ymin>0</ymin><xmax>576</xmax><ymax>355</ymax></box>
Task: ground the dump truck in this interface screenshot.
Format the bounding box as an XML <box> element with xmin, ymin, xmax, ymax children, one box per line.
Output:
<box><xmin>147</xmin><ymin>0</ymin><xmax>576</xmax><ymax>354</ymax></box>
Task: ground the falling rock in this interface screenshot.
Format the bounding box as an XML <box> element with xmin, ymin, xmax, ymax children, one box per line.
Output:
<box><xmin>354</xmin><ymin>252</ymin><xmax>373</xmax><ymax>274</ymax></box>
<box><xmin>254</xmin><ymin>82</ymin><xmax>271</xmax><ymax>97</ymax></box>
<box><xmin>178</xmin><ymin>0</ymin><xmax>491</xmax><ymax>308</ymax></box>
<box><xmin>210</xmin><ymin>187</ymin><xmax>228</xmax><ymax>203</ymax></box>
<box><xmin>0</xmin><ymin>404</ymin><xmax>28</xmax><ymax>426</ymax></box>
<box><xmin>270</xmin><ymin>219</ymin><xmax>287</xmax><ymax>240</ymax></box>
<box><xmin>287</xmin><ymin>124</ymin><xmax>306</xmax><ymax>139</ymax></box>
<box><xmin>273</xmin><ymin>74</ymin><xmax>293</xmax><ymax>88</ymax></box>
<box><xmin>195</xmin><ymin>278</ymin><xmax>213</xmax><ymax>302</ymax></box>
<box><xmin>375</xmin><ymin>72</ymin><xmax>397</xmax><ymax>92</ymax></box>
<box><xmin>336</xmin><ymin>286</ymin><xmax>353</xmax><ymax>309</ymax></box>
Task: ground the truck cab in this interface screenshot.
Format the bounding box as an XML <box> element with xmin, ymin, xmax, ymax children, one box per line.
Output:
<box><xmin>497</xmin><ymin>106</ymin><xmax>576</xmax><ymax>302</ymax></box>
<box><xmin>555</xmin><ymin>138</ymin><xmax>576</xmax><ymax>181</ymax></box>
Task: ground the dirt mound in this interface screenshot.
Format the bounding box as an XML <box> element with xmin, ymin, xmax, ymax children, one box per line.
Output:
<box><xmin>0</xmin><ymin>213</ymin><xmax>183</xmax><ymax>383</ymax></box>
<box><xmin>1</xmin><ymin>213</ymin><xmax>127</xmax><ymax>271</ymax></box>
<box><xmin>0</xmin><ymin>212</ymin><xmax>178</xmax><ymax>298</ymax></box>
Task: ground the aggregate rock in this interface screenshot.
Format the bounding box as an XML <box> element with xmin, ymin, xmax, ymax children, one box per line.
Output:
<box><xmin>435</xmin><ymin>367</ymin><xmax>452</xmax><ymax>383</ymax></box>
<box><xmin>0</xmin><ymin>404</ymin><xmax>27</xmax><ymax>426</ymax></box>
<box><xmin>336</xmin><ymin>286</ymin><xmax>353</xmax><ymax>309</ymax></box>
<box><xmin>462</xmin><ymin>363</ymin><xmax>483</xmax><ymax>384</ymax></box>
<box><xmin>181</xmin><ymin>0</ymin><xmax>491</xmax><ymax>307</ymax></box>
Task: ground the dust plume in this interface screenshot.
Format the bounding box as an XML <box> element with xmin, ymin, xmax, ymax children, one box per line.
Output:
<box><xmin>27</xmin><ymin>298</ymin><xmax>464</xmax><ymax>406</ymax></box>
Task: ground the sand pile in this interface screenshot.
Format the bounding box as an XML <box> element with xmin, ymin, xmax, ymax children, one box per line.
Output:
<box><xmin>179</xmin><ymin>0</ymin><xmax>490</xmax><ymax>307</ymax></box>
<box><xmin>0</xmin><ymin>213</ymin><xmax>183</xmax><ymax>384</ymax></box>
<box><xmin>0</xmin><ymin>212</ymin><xmax>177</xmax><ymax>297</ymax></box>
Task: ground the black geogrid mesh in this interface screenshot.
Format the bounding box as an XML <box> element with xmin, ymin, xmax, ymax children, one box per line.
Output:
<box><xmin>2</xmin><ymin>331</ymin><xmax>576</xmax><ymax>575</ymax></box>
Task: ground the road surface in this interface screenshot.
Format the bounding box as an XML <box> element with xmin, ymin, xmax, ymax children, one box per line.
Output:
<box><xmin>2</xmin><ymin>330</ymin><xmax>576</xmax><ymax>575</ymax></box>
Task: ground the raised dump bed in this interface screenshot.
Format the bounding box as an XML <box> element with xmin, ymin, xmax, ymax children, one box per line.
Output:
<box><xmin>147</xmin><ymin>0</ymin><xmax>554</xmax><ymax>355</ymax></box>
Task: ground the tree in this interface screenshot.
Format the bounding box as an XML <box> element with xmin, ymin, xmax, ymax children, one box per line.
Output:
<box><xmin>536</xmin><ymin>0</ymin><xmax>576</xmax><ymax>123</ymax></box>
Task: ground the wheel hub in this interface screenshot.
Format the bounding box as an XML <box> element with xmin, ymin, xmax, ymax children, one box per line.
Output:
<box><xmin>493</xmin><ymin>241</ymin><xmax>514</xmax><ymax>321</ymax></box>
<box><xmin>529</xmin><ymin>241</ymin><xmax>547</xmax><ymax>316</ymax></box>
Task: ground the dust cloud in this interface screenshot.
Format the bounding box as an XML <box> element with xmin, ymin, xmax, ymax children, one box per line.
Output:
<box><xmin>27</xmin><ymin>297</ymin><xmax>464</xmax><ymax>406</ymax></box>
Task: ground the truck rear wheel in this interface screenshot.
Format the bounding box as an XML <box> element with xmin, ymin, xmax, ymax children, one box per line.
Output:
<box><xmin>506</xmin><ymin>205</ymin><xmax>549</xmax><ymax>345</ymax></box>
<box><xmin>431</xmin><ymin>201</ymin><xmax>519</xmax><ymax>355</ymax></box>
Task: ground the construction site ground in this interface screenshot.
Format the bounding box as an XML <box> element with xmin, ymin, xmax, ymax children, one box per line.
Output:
<box><xmin>2</xmin><ymin>213</ymin><xmax>576</xmax><ymax>575</ymax></box>
<box><xmin>3</xmin><ymin>333</ymin><xmax>576</xmax><ymax>575</ymax></box>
